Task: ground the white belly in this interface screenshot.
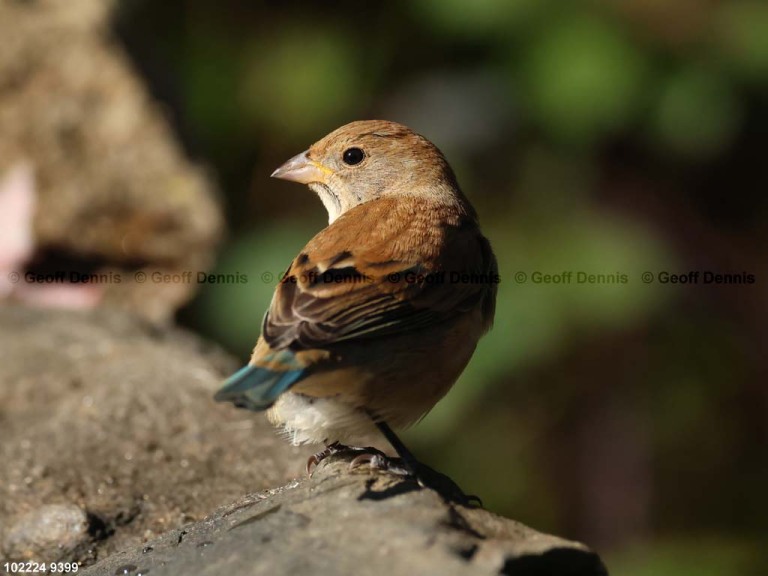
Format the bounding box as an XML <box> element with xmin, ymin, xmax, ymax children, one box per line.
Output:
<box><xmin>267</xmin><ymin>392</ymin><xmax>378</xmax><ymax>446</ymax></box>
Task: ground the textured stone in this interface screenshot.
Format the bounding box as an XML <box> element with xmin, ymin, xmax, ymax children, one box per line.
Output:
<box><xmin>0</xmin><ymin>306</ymin><xmax>608</xmax><ymax>573</ymax></box>
<box><xmin>0</xmin><ymin>306</ymin><xmax>301</xmax><ymax>565</ymax></box>
<box><xmin>81</xmin><ymin>454</ymin><xmax>608</xmax><ymax>576</ymax></box>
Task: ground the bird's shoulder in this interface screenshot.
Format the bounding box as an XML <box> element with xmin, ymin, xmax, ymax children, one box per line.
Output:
<box><xmin>302</xmin><ymin>195</ymin><xmax>466</xmax><ymax>268</ymax></box>
<box><xmin>263</xmin><ymin>195</ymin><xmax>496</xmax><ymax>350</ymax></box>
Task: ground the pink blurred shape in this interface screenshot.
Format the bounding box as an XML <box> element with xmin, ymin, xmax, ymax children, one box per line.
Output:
<box><xmin>0</xmin><ymin>163</ymin><xmax>36</xmax><ymax>299</ymax></box>
<box><xmin>0</xmin><ymin>162</ymin><xmax>102</xmax><ymax>308</ymax></box>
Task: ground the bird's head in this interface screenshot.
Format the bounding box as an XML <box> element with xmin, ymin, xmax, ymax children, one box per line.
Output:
<box><xmin>271</xmin><ymin>120</ymin><xmax>469</xmax><ymax>223</ymax></box>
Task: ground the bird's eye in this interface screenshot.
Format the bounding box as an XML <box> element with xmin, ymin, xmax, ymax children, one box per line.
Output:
<box><xmin>342</xmin><ymin>147</ymin><xmax>365</xmax><ymax>166</ymax></box>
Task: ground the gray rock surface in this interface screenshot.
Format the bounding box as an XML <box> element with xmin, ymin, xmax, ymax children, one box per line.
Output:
<box><xmin>82</xmin><ymin>453</ymin><xmax>608</xmax><ymax>576</ymax></box>
<box><xmin>0</xmin><ymin>305</ymin><xmax>608</xmax><ymax>574</ymax></box>
<box><xmin>0</xmin><ymin>306</ymin><xmax>302</xmax><ymax>564</ymax></box>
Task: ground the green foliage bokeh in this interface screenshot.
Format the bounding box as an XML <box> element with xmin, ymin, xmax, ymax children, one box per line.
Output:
<box><xmin>117</xmin><ymin>1</ymin><xmax>768</xmax><ymax>573</ymax></box>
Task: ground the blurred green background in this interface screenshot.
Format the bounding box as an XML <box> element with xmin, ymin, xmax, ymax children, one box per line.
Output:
<box><xmin>115</xmin><ymin>0</ymin><xmax>767</xmax><ymax>573</ymax></box>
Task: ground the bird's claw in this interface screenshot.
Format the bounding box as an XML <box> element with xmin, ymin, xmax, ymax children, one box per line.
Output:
<box><xmin>306</xmin><ymin>441</ymin><xmax>344</xmax><ymax>476</ymax></box>
<box><xmin>305</xmin><ymin>453</ymin><xmax>322</xmax><ymax>477</ymax></box>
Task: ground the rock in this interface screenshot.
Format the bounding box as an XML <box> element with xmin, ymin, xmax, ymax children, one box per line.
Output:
<box><xmin>3</xmin><ymin>504</ymin><xmax>89</xmax><ymax>561</ymax></box>
<box><xmin>0</xmin><ymin>0</ymin><xmax>223</xmax><ymax>323</ymax></box>
<box><xmin>0</xmin><ymin>306</ymin><xmax>303</xmax><ymax>565</ymax></box>
<box><xmin>81</xmin><ymin>453</ymin><xmax>608</xmax><ymax>576</ymax></box>
<box><xmin>0</xmin><ymin>305</ymin><xmax>608</xmax><ymax>573</ymax></box>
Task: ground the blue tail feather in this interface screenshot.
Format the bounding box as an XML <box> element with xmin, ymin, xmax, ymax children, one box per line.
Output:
<box><xmin>214</xmin><ymin>364</ymin><xmax>305</xmax><ymax>411</ymax></box>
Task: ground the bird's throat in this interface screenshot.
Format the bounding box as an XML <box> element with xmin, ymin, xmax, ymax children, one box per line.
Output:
<box><xmin>309</xmin><ymin>182</ymin><xmax>343</xmax><ymax>224</ymax></box>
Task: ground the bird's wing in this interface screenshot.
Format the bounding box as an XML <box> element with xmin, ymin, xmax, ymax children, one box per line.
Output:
<box><xmin>263</xmin><ymin>196</ymin><xmax>497</xmax><ymax>350</ymax></box>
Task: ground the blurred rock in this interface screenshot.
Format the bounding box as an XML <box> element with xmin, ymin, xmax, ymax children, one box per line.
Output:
<box><xmin>0</xmin><ymin>306</ymin><xmax>303</xmax><ymax>565</ymax></box>
<box><xmin>81</xmin><ymin>453</ymin><xmax>608</xmax><ymax>576</ymax></box>
<box><xmin>3</xmin><ymin>504</ymin><xmax>90</xmax><ymax>562</ymax></box>
<box><xmin>0</xmin><ymin>0</ymin><xmax>223</xmax><ymax>323</ymax></box>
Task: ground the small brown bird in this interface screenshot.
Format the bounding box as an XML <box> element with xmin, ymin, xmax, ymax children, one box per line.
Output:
<box><xmin>216</xmin><ymin>120</ymin><xmax>498</xmax><ymax>497</ymax></box>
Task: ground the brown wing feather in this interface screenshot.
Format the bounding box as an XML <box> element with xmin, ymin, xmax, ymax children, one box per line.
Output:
<box><xmin>263</xmin><ymin>196</ymin><xmax>497</xmax><ymax>351</ymax></box>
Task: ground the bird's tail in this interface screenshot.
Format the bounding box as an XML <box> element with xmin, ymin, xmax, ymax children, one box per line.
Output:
<box><xmin>214</xmin><ymin>364</ymin><xmax>305</xmax><ymax>411</ymax></box>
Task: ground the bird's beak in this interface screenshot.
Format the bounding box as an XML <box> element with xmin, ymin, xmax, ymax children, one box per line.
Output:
<box><xmin>271</xmin><ymin>151</ymin><xmax>334</xmax><ymax>184</ymax></box>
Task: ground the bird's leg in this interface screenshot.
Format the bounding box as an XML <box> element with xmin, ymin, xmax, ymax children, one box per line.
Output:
<box><xmin>374</xmin><ymin>420</ymin><xmax>421</xmax><ymax>470</ymax></box>
<box><xmin>358</xmin><ymin>417</ymin><xmax>482</xmax><ymax>507</ymax></box>
<box><xmin>347</xmin><ymin>420</ymin><xmax>418</xmax><ymax>475</ymax></box>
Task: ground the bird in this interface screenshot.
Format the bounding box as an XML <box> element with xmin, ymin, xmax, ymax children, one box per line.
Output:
<box><xmin>215</xmin><ymin>120</ymin><xmax>498</xmax><ymax>499</ymax></box>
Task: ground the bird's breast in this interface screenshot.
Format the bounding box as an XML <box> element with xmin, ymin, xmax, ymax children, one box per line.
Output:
<box><xmin>269</xmin><ymin>309</ymin><xmax>485</xmax><ymax>445</ymax></box>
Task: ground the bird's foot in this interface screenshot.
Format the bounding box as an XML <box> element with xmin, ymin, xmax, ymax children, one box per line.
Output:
<box><xmin>306</xmin><ymin>442</ymin><xmax>388</xmax><ymax>476</ymax></box>
<box><xmin>349</xmin><ymin>453</ymin><xmax>482</xmax><ymax>507</ymax></box>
